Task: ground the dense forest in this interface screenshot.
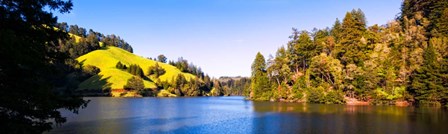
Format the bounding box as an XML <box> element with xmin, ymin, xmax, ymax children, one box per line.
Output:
<box><xmin>57</xmin><ymin>22</ymin><xmax>134</xmax><ymax>56</ymax></box>
<box><xmin>249</xmin><ymin>0</ymin><xmax>448</xmax><ymax>107</ymax></box>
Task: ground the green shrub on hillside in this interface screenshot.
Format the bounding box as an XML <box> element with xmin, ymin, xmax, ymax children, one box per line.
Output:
<box><xmin>147</xmin><ymin>63</ymin><xmax>166</xmax><ymax>78</ymax></box>
<box><xmin>124</xmin><ymin>76</ymin><xmax>144</xmax><ymax>91</ymax></box>
<box><xmin>127</xmin><ymin>64</ymin><xmax>144</xmax><ymax>78</ymax></box>
<box><xmin>115</xmin><ymin>61</ymin><xmax>127</xmax><ymax>69</ymax></box>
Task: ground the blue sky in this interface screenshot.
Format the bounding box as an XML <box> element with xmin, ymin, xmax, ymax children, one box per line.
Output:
<box><xmin>56</xmin><ymin>0</ymin><xmax>402</xmax><ymax>77</ymax></box>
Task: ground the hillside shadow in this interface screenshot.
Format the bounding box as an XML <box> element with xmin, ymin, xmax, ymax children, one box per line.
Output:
<box><xmin>77</xmin><ymin>74</ymin><xmax>112</xmax><ymax>96</ymax></box>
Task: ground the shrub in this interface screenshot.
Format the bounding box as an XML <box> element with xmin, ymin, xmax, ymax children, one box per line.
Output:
<box><xmin>325</xmin><ymin>90</ymin><xmax>345</xmax><ymax>104</ymax></box>
<box><xmin>307</xmin><ymin>86</ymin><xmax>345</xmax><ymax>104</ymax></box>
<box><xmin>147</xmin><ymin>63</ymin><xmax>166</xmax><ymax>77</ymax></box>
<box><xmin>123</xmin><ymin>76</ymin><xmax>144</xmax><ymax>91</ymax></box>
<box><xmin>126</xmin><ymin>64</ymin><xmax>144</xmax><ymax>77</ymax></box>
<box><xmin>157</xmin><ymin>89</ymin><xmax>177</xmax><ymax>97</ymax></box>
<box><xmin>308</xmin><ymin>86</ymin><xmax>325</xmax><ymax>103</ymax></box>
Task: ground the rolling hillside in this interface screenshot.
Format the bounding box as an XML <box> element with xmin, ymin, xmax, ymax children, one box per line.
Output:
<box><xmin>76</xmin><ymin>46</ymin><xmax>196</xmax><ymax>91</ymax></box>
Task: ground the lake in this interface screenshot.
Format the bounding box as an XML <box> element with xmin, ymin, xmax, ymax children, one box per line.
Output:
<box><xmin>49</xmin><ymin>96</ymin><xmax>448</xmax><ymax>134</ymax></box>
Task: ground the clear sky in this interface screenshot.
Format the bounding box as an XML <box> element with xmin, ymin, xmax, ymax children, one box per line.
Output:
<box><xmin>56</xmin><ymin>0</ymin><xmax>402</xmax><ymax>78</ymax></box>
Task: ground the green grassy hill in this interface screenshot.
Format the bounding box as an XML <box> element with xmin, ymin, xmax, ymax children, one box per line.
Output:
<box><xmin>76</xmin><ymin>46</ymin><xmax>196</xmax><ymax>91</ymax></box>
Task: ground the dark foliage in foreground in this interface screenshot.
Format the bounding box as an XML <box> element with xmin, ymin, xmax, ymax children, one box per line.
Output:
<box><xmin>0</xmin><ymin>0</ymin><xmax>88</xmax><ymax>133</ymax></box>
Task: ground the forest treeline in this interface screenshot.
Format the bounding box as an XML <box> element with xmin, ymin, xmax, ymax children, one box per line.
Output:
<box><xmin>249</xmin><ymin>0</ymin><xmax>448</xmax><ymax>107</ymax></box>
<box><xmin>57</xmin><ymin>22</ymin><xmax>133</xmax><ymax>57</ymax></box>
<box><xmin>143</xmin><ymin>56</ymin><xmax>250</xmax><ymax>96</ymax></box>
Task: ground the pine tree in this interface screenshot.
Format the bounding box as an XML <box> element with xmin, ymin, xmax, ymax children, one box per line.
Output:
<box><xmin>290</xmin><ymin>31</ymin><xmax>319</xmax><ymax>72</ymax></box>
<box><xmin>250</xmin><ymin>52</ymin><xmax>271</xmax><ymax>100</ymax></box>
<box><xmin>410</xmin><ymin>44</ymin><xmax>445</xmax><ymax>106</ymax></box>
<box><xmin>331</xmin><ymin>18</ymin><xmax>342</xmax><ymax>44</ymax></box>
<box><xmin>337</xmin><ymin>11</ymin><xmax>367</xmax><ymax>66</ymax></box>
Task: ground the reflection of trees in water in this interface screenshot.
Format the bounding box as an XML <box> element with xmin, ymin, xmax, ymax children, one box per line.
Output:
<box><xmin>251</xmin><ymin>102</ymin><xmax>448</xmax><ymax>133</ymax></box>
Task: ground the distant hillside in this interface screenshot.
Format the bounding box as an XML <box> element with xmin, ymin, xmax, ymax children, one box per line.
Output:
<box><xmin>76</xmin><ymin>46</ymin><xmax>196</xmax><ymax>94</ymax></box>
<box><xmin>58</xmin><ymin>23</ymin><xmax>225</xmax><ymax>97</ymax></box>
<box><xmin>218</xmin><ymin>76</ymin><xmax>248</xmax><ymax>82</ymax></box>
<box><xmin>218</xmin><ymin>76</ymin><xmax>251</xmax><ymax>96</ymax></box>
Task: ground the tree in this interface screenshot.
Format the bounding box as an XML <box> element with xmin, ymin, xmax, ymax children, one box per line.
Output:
<box><xmin>398</xmin><ymin>13</ymin><xmax>429</xmax><ymax>85</ymax></box>
<box><xmin>211</xmin><ymin>79</ymin><xmax>224</xmax><ymax>96</ymax></box>
<box><xmin>57</xmin><ymin>22</ymin><xmax>69</xmax><ymax>32</ymax></box>
<box><xmin>309</xmin><ymin>53</ymin><xmax>343</xmax><ymax>89</ymax></box>
<box><xmin>147</xmin><ymin>63</ymin><xmax>166</xmax><ymax>77</ymax></box>
<box><xmin>250</xmin><ymin>52</ymin><xmax>271</xmax><ymax>100</ymax></box>
<box><xmin>336</xmin><ymin>10</ymin><xmax>368</xmax><ymax>66</ymax></box>
<box><xmin>157</xmin><ymin>54</ymin><xmax>167</xmax><ymax>63</ymax></box>
<box><xmin>409</xmin><ymin>44</ymin><xmax>446</xmax><ymax>106</ymax></box>
<box><xmin>124</xmin><ymin>76</ymin><xmax>145</xmax><ymax>91</ymax></box>
<box><xmin>400</xmin><ymin>0</ymin><xmax>448</xmax><ymax>36</ymax></box>
<box><xmin>267</xmin><ymin>46</ymin><xmax>290</xmax><ymax>85</ymax></box>
<box><xmin>0</xmin><ymin>0</ymin><xmax>87</xmax><ymax>133</ymax></box>
<box><xmin>313</xmin><ymin>28</ymin><xmax>329</xmax><ymax>52</ymax></box>
<box><xmin>297</xmin><ymin>31</ymin><xmax>320</xmax><ymax>71</ymax></box>
<box><xmin>173</xmin><ymin>74</ymin><xmax>187</xmax><ymax>96</ymax></box>
<box><xmin>331</xmin><ymin>18</ymin><xmax>342</xmax><ymax>44</ymax></box>
<box><xmin>288</xmin><ymin>31</ymin><xmax>319</xmax><ymax>72</ymax></box>
<box><xmin>116</xmin><ymin>61</ymin><xmax>125</xmax><ymax>69</ymax></box>
<box><xmin>126</xmin><ymin>64</ymin><xmax>144</xmax><ymax>77</ymax></box>
<box><xmin>351</xmin><ymin>9</ymin><xmax>367</xmax><ymax>28</ymax></box>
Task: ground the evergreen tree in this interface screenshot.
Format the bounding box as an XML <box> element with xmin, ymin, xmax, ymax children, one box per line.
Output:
<box><xmin>126</xmin><ymin>64</ymin><xmax>144</xmax><ymax>77</ymax></box>
<box><xmin>337</xmin><ymin>11</ymin><xmax>368</xmax><ymax>66</ymax></box>
<box><xmin>313</xmin><ymin>28</ymin><xmax>330</xmax><ymax>51</ymax></box>
<box><xmin>288</xmin><ymin>31</ymin><xmax>319</xmax><ymax>72</ymax></box>
<box><xmin>297</xmin><ymin>31</ymin><xmax>320</xmax><ymax>71</ymax></box>
<box><xmin>124</xmin><ymin>76</ymin><xmax>145</xmax><ymax>91</ymax></box>
<box><xmin>331</xmin><ymin>18</ymin><xmax>342</xmax><ymax>44</ymax></box>
<box><xmin>410</xmin><ymin>44</ymin><xmax>445</xmax><ymax>106</ymax></box>
<box><xmin>250</xmin><ymin>52</ymin><xmax>271</xmax><ymax>100</ymax></box>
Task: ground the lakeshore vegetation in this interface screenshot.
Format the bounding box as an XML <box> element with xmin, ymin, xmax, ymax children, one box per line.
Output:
<box><xmin>0</xmin><ymin>0</ymin><xmax>247</xmax><ymax>132</ymax></box>
<box><xmin>1</xmin><ymin>0</ymin><xmax>447</xmax><ymax>133</ymax></box>
<box><xmin>249</xmin><ymin>0</ymin><xmax>448</xmax><ymax>107</ymax></box>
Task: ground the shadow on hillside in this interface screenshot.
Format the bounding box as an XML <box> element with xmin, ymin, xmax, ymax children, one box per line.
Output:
<box><xmin>100</xmin><ymin>46</ymin><xmax>110</xmax><ymax>50</ymax></box>
<box><xmin>77</xmin><ymin>74</ymin><xmax>112</xmax><ymax>96</ymax></box>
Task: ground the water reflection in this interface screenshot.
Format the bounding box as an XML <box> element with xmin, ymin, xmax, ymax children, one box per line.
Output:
<box><xmin>49</xmin><ymin>97</ymin><xmax>448</xmax><ymax>134</ymax></box>
<box><xmin>251</xmin><ymin>101</ymin><xmax>448</xmax><ymax>134</ymax></box>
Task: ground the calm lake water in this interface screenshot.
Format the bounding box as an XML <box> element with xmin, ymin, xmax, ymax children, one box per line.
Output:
<box><xmin>49</xmin><ymin>96</ymin><xmax>448</xmax><ymax>134</ymax></box>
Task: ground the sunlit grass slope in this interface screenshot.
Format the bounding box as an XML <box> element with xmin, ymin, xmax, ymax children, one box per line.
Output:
<box><xmin>76</xmin><ymin>46</ymin><xmax>196</xmax><ymax>90</ymax></box>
